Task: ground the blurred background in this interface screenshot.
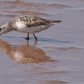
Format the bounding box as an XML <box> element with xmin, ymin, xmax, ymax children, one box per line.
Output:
<box><xmin>0</xmin><ymin>0</ymin><xmax>84</xmax><ymax>84</ymax></box>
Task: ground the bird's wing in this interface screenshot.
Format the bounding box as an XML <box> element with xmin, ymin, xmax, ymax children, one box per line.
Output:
<box><xmin>18</xmin><ymin>15</ymin><xmax>53</xmax><ymax>27</ymax></box>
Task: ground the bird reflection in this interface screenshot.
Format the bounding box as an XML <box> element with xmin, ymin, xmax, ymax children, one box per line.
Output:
<box><xmin>0</xmin><ymin>39</ymin><xmax>55</xmax><ymax>64</ymax></box>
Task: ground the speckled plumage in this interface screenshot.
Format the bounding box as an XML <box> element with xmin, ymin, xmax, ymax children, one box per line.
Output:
<box><xmin>0</xmin><ymin>15</ymin><xmax>61</xmax><ymax>40</ymax></box>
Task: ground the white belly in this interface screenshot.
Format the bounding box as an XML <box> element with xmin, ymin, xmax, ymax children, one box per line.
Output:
<box><xmin>16</xmin><ymin>22</ymin><xmax>54</xmax><ymax>34</ymax></box>
<box><xmin>17</xmin><ymin>27</ymin><xmax>30</xmax><ymax>33</ymax></box>
<box><xmin>28</xmin><ymin>24</ymin><xmax>54</xmax><ymax>34</ymax></box>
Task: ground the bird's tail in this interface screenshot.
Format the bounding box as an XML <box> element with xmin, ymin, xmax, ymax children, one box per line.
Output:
<box><xmin>49</xmin><ymin>20</ymin><xmax>61</xmax><ymax>23</ymax></box>
<box><xmin>53</xmin><ymin>20</ymin><xmax>61</xmax><ymax>23</ymax></box>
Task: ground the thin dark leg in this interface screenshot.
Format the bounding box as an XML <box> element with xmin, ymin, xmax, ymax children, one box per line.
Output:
<box><xmin>26</xmin><ymin>33</ymin><xmax>29</xmax><ymax>40</ymax></box>
<box><xmin>0</xmin><ymin>28</ymin><xmax>2</xmax><ymax>35</ymax></box>
<box><xmin>33</xmin><ymin>33</ymin><xmax>37</xmax><ymax>40</ymax></box>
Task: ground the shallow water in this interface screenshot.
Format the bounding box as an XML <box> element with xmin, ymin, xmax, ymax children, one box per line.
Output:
<box><xmin>0</xmin><ymin>0</ymin><xmax>84</xmax><ymax>84</ymax></box>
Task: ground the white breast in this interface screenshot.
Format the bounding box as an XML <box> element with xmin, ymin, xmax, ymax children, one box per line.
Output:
<box><xmin>15</xmin><ymin>22</ymin><xmax>30</xmax><ymax>33</ymax></box>
<box><xmin>16</xmin><ymin>22</ymin><xmax>26</xmax><ymax>29</ymax></box>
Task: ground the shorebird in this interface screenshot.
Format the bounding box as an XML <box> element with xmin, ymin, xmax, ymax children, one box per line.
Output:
<box><xmin>0</xmin><ymin>15</ymin><xmax>61</xmax><ymax>40</ymax></box>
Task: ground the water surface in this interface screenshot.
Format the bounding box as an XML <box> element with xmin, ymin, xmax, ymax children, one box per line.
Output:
<box><xmin>0</xmin><ymin>0</ymin><xmax>84</xmax><ymax>84</ymax></box>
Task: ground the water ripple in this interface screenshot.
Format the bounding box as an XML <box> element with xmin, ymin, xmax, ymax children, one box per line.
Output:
<box><xmin>4</xmin><ymin>36</ymin><xmax>73</xmax><ymax>43</ymax></box>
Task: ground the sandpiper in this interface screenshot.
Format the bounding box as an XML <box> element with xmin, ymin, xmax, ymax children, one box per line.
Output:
<box><xmin>0</xmin><ymin>15</ymin><xmax>61</xmax><ymax>40</ymax></box>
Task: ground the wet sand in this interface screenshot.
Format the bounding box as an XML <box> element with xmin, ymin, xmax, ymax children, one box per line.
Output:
<box><xmin>0</xmin><ymin>0</ymin><xmax>84</xmax><ymax>84</ymax></box>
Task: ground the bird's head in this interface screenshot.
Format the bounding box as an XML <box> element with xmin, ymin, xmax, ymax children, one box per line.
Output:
<box><xmin>0</xmin><ymin>23</ymin><xmax>6</xmax><ymax>35</ymax></box>
<box><xmin>0</xmin><ymin>22</ymin><xmax>11</xmax><ymax>35</ymax></box>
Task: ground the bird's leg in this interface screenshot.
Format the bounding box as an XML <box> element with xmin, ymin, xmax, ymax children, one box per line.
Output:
<box><xmin>33</xmin><ymin>33</ymin><xmax>37</xmax><ymax>40</ymax></box>
<box><xmin>26</xmin><ymin>33</ymin><xmax>29</xmax><ymax>40</ymax></box>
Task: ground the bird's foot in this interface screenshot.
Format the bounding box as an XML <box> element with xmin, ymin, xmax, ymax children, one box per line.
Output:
<box><xmin>26</xmin><ymin>37</ymin><xmax>29</xmax><ymax>40</ymax></box>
